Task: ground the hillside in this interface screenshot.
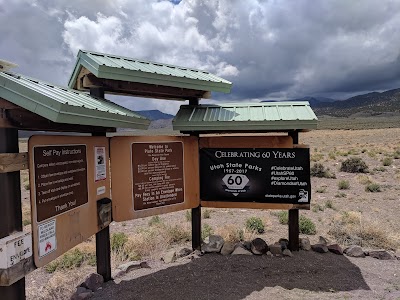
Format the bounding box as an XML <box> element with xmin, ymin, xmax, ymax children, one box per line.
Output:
<box><xmin>135</xmin><ymin>110</ymin><xmax>174</xmax><ymax>121</ymax></box>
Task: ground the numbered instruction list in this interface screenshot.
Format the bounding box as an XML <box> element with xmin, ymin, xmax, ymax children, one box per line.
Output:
<box><xmin>132</xmin><ymin>142</ymin><xmax>184</xmax><ymax>210</ymax></box>
<box><xmin>34</xmin><ymin>145</ymin><xmax>88</xmax><ymax>222</ymax></box>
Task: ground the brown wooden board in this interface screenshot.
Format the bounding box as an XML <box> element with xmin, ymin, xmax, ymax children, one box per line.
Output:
<box><xmin>29</xmin><ymin>136</ymin><xmax>110</xmax><ymax>267</ymax></box>
<box><xmin>110</xmin><ymin>136</ymin><xmax>199</xmax><ymax>221</ymax></box>
<box><xmin>199</xmin><ymin>136</ymin><xmax>310</xmax><ymax>209</ymax></box>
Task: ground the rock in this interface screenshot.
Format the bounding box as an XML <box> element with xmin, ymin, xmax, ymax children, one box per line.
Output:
<box><xmin>369</xmin><ymin>250</ymin><xmax>395</xmax><ymax>260</ymax></box>
<box><xmin>269</xmin><ymin>244</ymin><xmax>283</xmax><ymax>256</ymax></box>
<box><xmin>203</xmin><ymin>235</ymin><xmax>225</xmax><ymax>253</ymax></box>
<box><xmin>395</xmin><ymin>249</ymin><xmax>400</xmax><ymax>260</ymax></box>
<box><xmin>250</xmin><ymin>238</ymin><xmax>268</xmax><ymax>255</ymax></box>
<box><xmin>193</xmin><ymin>249</ymin><xmax>204</xmax><ymax>256</ymax></box>
<box><xmin>163</xmin><ymin>250</ymin><xmax>177</xmax><ymax>263</ymax></box>
<box><xmin>278</xmin><ymin>238</ymin><xmax>289</xmax><ymax>250</ymax></box>
<box><xmin>282</xmin><ymin>249</ymin><xmax>293</xmax><ymax>257</ymax></box>
<box><xmin>318</xmin><ymin>236</ymin><xmax>329</xmax><ymax>246</ymax></box>
<box><xmin>231</xmin><ymin>246</ymin><xmax>252</xmax><ymax>255</ymax></box>
<box><xmin>266</xmin><ymin>251</ymin><xmax>273</xmax><ymax>257</ymax></box>
<box><xmin>327</xmin><ymin>244</ymin><xmax>343</xmax><ymax>255</ymax></box>
<box><xmin>242</xmin><ymin>241</ymin><xmax>252</xmax><ymax>251</ymax></box>
<box><xmin>344</xmin><ymin>245</ymin><xmax>365</xmax><ymax>258</ymax></box>
<box><xmin>220</xmin><ymin>242</ymin><xmax>235</xmax><ymax>256</ymax></box>
<box><xmin>299</xmin><ymin>237</ymin><xmax>311</xmax><ymax>251</ymax></box>
<box><xmin>81</xmin><ymin>273</ymin><xmax>104</xmax><ymax>292</ymax></box>
<box><xmin>177</xmin><ymin>247</ymin><xmax>192</xmax><ymax>258</ymax></box>
<box><xmin>311</xmin><ymin>244</ymin><xmax>328</xmax><ymax>253</ymax></box>
<box><xmin>117</xmin><ymin>261</ymin><xmax>142</xmax><ymax>273</ymax></box>
<box><xmin>71</xmin><ymin>287</ymin><xmax>93</xmax><ymax>300</ymax></box>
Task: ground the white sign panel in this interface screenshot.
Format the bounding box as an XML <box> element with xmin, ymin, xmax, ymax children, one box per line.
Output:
<box><xmin>38</xmin><ymin>219</ymin><xmax>57</xmax><ymax>258</ymax></box>
<box><xmin>0</xmin><ymin>232</ymin><xmax>32</xmax><ymax>269</ymax></box>
<box><xmin>95</xmin><ymin>146</ymin><xmax>106</xmax><ymax>181</ymax></box>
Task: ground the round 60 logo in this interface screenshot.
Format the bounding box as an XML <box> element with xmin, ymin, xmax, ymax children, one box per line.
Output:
<box><xmin>222</xmin><ymin>174</ymin><xmax>249</xmax><ymax>196</ymax></box>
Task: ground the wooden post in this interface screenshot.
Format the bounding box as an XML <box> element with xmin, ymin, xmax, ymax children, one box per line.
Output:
<box><xmin>191</xmin><ymin>206</ymin><xmax>202</xmax><ymax>250</ymax></box>
<box><xmin>90</xmin><ymin>88</ymin><xmax>112</xmax><ymax>281</ymax></box>
<box><xmin>0</xmin><ymin>128</ymin><xmax>26</xmax><ymax>300</ymax></box>
<box><xmin>288</xmin><ymin>130</ymin><xmax>299</xmax><ymax>251</ymax></box>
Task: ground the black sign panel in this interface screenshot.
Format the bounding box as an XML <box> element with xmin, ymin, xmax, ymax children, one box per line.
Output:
<box><xmin>200</xmin><ymin>148</ymin><xmax>311</xmax><ymax>204</ymax></box>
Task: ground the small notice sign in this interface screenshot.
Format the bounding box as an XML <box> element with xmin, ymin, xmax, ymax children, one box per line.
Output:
<box><xmin>0</xmin><ymin>232</ymin><xmax>32</xmax><ymax>269</ymax></box>
<box><xmin>95</xmin><ymin>146</ymin><xmax>106</xmax><ymax>181</ymax></box>
<box><xmin>38</xmin><ymin>219</ymin><xmax>57</xmax><ymax>258</ymax></box>
<box><xmin>200</xmin><ymin>148</ymin><xmax>311</xmax><ymax>204</ymax></box>
<box><xmin>132</xmin><ymin>142</ymin><xmax>184</xmax><ymax>210</ymax></box>
<box><xmin>33</xmin><ymin>145</ymin><xmax>88</xmax><ymax>222</ymax></box>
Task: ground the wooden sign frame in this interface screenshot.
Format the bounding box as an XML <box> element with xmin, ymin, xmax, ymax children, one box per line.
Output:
<box><xmin>199</xmin><ymin>135</ymin><xmax>310</xmax><ymax>210</ymax></box>
<box><xmin>110</xmin><ymin>136</ymin><xmax>199</xmax><ymax>221</ymax></box>
<box><xmin>29</xmin><ymin>136</ymin><xmax>111</xmax><ymax>267</ymax></box>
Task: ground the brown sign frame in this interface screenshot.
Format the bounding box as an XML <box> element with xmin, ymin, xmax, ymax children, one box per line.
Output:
<box><xmin>29</xmin><ymin>135</ymin><xmax>111</xmax><ymax>267</ymax></box>
<box><xmin>110</xmin><ymin>136</ymin><xmax>199</xmax><ymax>221</ymax></box>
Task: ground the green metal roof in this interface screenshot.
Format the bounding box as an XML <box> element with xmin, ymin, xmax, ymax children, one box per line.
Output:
<box><xmin>68</xmin><ymin>50</ymin><xmax>232</xmax><ymax>94</ymax></box>
<box><xmin>173</xmin><ymin>102</ymin><xmax>318</xmax><ymax>132</ymax></box>
<box><xmin>0</xmin><ymin>72</ymin><xmax>150</xmax><ymax>129</ymax></box>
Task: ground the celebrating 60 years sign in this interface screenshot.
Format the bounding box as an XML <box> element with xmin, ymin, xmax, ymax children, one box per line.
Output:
<box><xmin>200</xmin><ymin>148</ymin><xmax>311</xmax><ymax>204</ymax></box>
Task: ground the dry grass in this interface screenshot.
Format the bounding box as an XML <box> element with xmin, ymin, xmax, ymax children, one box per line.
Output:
<box><xmin>328</xmin><ymin>211</ymin><xmax>400</xmax><ymax>250</ymax></box>
<box><xmin>22</xmin><ymin>202</ymin><xmax>31</xmax><ymax>226</ymax></box>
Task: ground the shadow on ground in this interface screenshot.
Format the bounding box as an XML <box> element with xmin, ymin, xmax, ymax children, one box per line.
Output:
<box><xmin>93</xmin><ymin>251</ymin><xmax>370</xmax><ymax>300</ymax></box>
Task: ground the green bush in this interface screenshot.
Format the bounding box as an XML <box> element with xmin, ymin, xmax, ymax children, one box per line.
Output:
<box><xmin>245</xmin><ymin>217</ymin><xmax>265</xmax><ymax>233</ymax></box>
<box><xmin>111</xmin><ymin>232</ymin><xmax>128</xmax><ymax>253</ymax></box>
<box><xmin>299</xmin><ymin>216</ymin><xmax>316</xmax><ymax>235</ymax></box>
<box><xmin>338</xmin><ymin>180</ymin><xmax>350</xmax><ymax>190</ymax></box>
<box><xmin>202</xmin><ymin>209</ymin><xmax>211</xmax><ymax>219</ymax></box>
<box><xmin>382</xmin><ymin>157</ymin><xmax>393</xmax><ymax>166</ymax></box>
<box><xmin>365</xmin><ymin>183</ymin><xmax>381</xmax><ymax>193</ymax></box>
<box><xmin>316</xmin><ymin>186</ymin><xmax>327</xmax><ymax>193</ymax></box>
<box><xmin>201</xmin><ymin>224</ymin><xmax>213</xmax><ymax>241</ymax></box>
<box><xmin>148</xmin><ymin>215</ymin><xmax>161</xmax><ymax>226</ymax></box>
<box><xmin>340</xmin><ymin>157</ymin><xmax>368</xmax><ymax>173</ymax></box>
<box><xmin>325</xmin><ymin>199</ymin><xmax>335</xmax><ymax>210</ymax></box>
<box><xmin>335</xmin><ymin>192</ymin><xmax>347</xmax><ymax>198</ymax></box>
<box><xmin>310</xmin><ymin>163</ymin><xmax>336</xmax><ymax>178</ymax></box>
<box><xmin>45</xmin><ymin>248</ymin><xmax>96</xmax><ymax>273</ymax></box>
<box><xmin>277</xmin><ymin>211</ymin><xmax>288</xmax><ymax>224</ymax></box>
<box><xmin>185</xmin><ymin>210</ymin><xmax>191</xmax><ymax>222</ymax></box>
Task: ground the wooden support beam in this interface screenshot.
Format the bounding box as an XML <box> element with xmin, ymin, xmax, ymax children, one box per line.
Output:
<box><xmin>82</xmin><ymin>73</ymin><xmax>210</xmax><ymax>100</ymax></box>
<box><xmin>288</xmin><ymin>209</ymin><xmax>300</xmax><ymax>251</ymax></box>
<box><xmin>0</xmin><ymin>153</ymin><xmax>28</xmax><ymax>173</ymax></box>
<box><xmin>0</xmin><ymin>128</ymin><xmax>26</xmax><ymax>299</ymax></box>
<box><xmin>191</xmin><ymin>206</ymin><xmax>202</xmax><ymax>250</ymax></box>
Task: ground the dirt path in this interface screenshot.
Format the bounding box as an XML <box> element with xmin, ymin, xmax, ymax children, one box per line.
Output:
<box><xmin>92</xmin><ymin>252</ymin><xmax>400</xmax><ymax>300</ymax></box>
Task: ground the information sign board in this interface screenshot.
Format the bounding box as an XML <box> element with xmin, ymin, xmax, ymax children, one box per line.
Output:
<box><xmin>29</xmin><ymin>136</ymin><xmax>110</xmax><ymax>267</ymax></box>
<box><xmin>110</xmin><ymin>136</ymin><xmax>199</xmax><ymax>221</ymax></box>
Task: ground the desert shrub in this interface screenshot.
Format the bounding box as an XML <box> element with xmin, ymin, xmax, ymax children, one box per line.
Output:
<box><xmin>299</xmin><ymin>216</ymin><xmax>316</xmax><ymax>235</ymax></box>
<box><xmin>393</xmin><ymin>149</ymin><xmax>400</xmax><ymax>159</ymax></box>
<box><xmin>22</xmin><ymin>203</ymin><xmax>31</xmax><ymax>226</ymax></box>
<box><xmin>148</xmin><ymin>215</ymin><xmax>162</xmax><ymax>226</ymax></box>
<box><xmin>338</xmin><ymin>180</ymin><xmax>350</xmax><ymax>190</ymax></box>
<box><xmin>373</xmin><ymin>166</ymin><xmax>386</xmax><ymax>172</ymax></box>
<box><xmin>312</xmin><ymin>203</ymin><xmax>324</xmax><ymax>212</ymax></box>
<box><xmin>340</xmin><ymin>157</ymin><xmax>368</xmax><ymax>173</ymax></box>
<box><xmin>245</xmin><ymin>217</ymin><xmax>265</xmax><ymax>233</ymax></box>
<box><xmin>311</xmin><ymin>153</ymin><xmax>324</xmax><ymax>162</ymax></box>
<box><xmin>215</xmin><ymin>225</ymin><xmax>241</xmax><ymax>243</ymax></box>
<box><xmin>325</xmin><ymin>199</ymin><xmax>335</xmax><ymax>209</ymax></box>
<box><xmin>276</xmin><ymin>211</ymin><xmax>288</xmax><ymax>224</ymax></box>
<box><xmin>335</xmin><ymin>192</ymin><xmax>347</xmax><ymax>198</ymax></box>
<box><xmin>45</xmin><ymin>247</ymin><xmax>96</xmax><ymax>273</ymax></box>
<box><xmin>365</xmin><ymin>183</ymin><xmax>381</xmax><ymax>192</ymax></box>
<box><xmin>382</xmin><ymin>157</ymin><xmax>393</xmax><ymax>166</ymax></box>
<box><xmin>185</xmin><ymin>210</ymin><xmax>191</xmax><ymax>222</ymax></box>
<box><xmin>310</xmin><ymin>163</ymin><xmax>336</xmax><ymax>178</ymax></box>
<box><xmin>111</xmin><ymin>232</ymin><xmax>128</xmax><ymax>253</ymax></box>
<box><xmin>201</xmin><ymin>224</ymin><xmax>213</xmax><ymax>240</ymax></box>
<box><xmin>328</xmin><ymin>211</ymin><xmax>399</xmax><ymax>249</ymax></box>
<box><xmin>357</xmin><ymin>174</ymin><xmax>372</xmax><ymax>185</ymax></box>
<box><xmin>202</xmin><ymin>209</ymin><xmax>211</xmax><ymax>219</ymax></box>
<box><xmin>316</xmin><ymin>186</ymin><xmax>326</xmax><ymax>193</ymax></box>
<box><xmin>328</xmin><ymin>151</ymin><xmax>336</xmax><ymax>160</ymax></box>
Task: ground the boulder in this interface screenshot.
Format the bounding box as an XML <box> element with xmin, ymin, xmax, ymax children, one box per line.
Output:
<box><xmin>269</xmin><ymin>244</ymin><xmax>283</xmax><ymax>256</ymax></box>
<box><xmin>344</xmin><ymin>245</ymin><xmax>365</xmax><ymax>258</ymax></box>
<box><xmin>242</xmin><ymin>241</ymin><xmax>252</xmax><ymax>251</ymax></box>
<box><xmin>250</xmin><ymin>238</ymin><xmax>268</xmax><ymax>255</ymax></box>
<box><xmin>203</xmin><ymin>235</ymin><xmax>224</xmax><ymax>253</ymax></box>
<box><xmin>327</xmin><ymin>244</ymin><xmax>343</xmax><ymax>255</ymax></box>
<box><xmin>220</xmin><ymin>242</ymin><xmax>235</xmax><ymax>256</ymax></box>
<box><xmin>311</xmin><ymin>244</ymin><xmax>328</xmax><ymax>253</ymax></box>
<box><xmin>71</xmin><ymin>287</ymin><xmax>93</xmax><ymax>300</ymax></box>
<box><xmin>117</xmin><ymin>261</ymin><xmax>142</xmax><ymax>273</ymax></box>
<box><xmin>231</xmin><ymin>246</ymin><xmax>252</xmax><ymax>255</ymax></box>
<box><xmin>163</xmin><ymin>250</ymin><xmax>177</xmax><ymax>263</ymax></box>
<box><xmin>282</xmin><ymin>249</ymin><xmax>293</xmax><ymax>257</ymax></box>
<box><xmin>318</xmin><ymin>236</ymin><xmax>329</xmax><ymax>246</ymax></box>
<box><xmin>299</xmin><ymin>237</ymin><xmax>311</xmax><ymax>251</ymax></box>
<box><xmin>177</xmin><ymin>247</ymin><xmax>193</xmax><ymax>258</ymax></box>
<box><xmin>266</xmin><ymin>251</ymin><xmax>273</xmax><ymax>257</ymax></box>
<box><xmin>81</xmin><ymin>273</ymin><xmax>104</xmax><ymax>292</ymax></box>
<box><xmin>368</xmin><ymin>250</ymin><xmax>395</xmax><ymax>260</ymax></box>
<box><xmin>279</xmin><ymin>238</ymin><xmax>289</xmax><ymax>250</ymax></box>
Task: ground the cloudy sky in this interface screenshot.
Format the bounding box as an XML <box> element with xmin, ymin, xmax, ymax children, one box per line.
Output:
<box><xmin>1</xmin><ymin>0</ymin><xmax>400</xmax><ymax>114</ymax></box>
